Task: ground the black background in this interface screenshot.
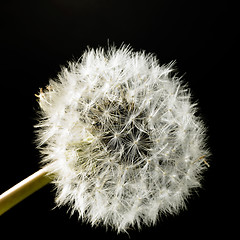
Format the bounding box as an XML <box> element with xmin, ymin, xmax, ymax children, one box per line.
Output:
<box><xmin>0</xmin><ymin>0</ymin><xmax>237</xmax><ymax>239</ymax></box>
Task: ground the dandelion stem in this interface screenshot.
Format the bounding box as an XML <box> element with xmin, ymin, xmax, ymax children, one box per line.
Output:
<box><xmin>0</xmin><ymin>167</ymin><xmax>51</xmax><ymax>215</ymax></box>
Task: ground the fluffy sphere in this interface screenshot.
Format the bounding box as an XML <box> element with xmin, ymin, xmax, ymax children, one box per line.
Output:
<box><xmin>35</xmin><ymin>46</ymin><xmax>209</xmax><ymax>232</ymax></box>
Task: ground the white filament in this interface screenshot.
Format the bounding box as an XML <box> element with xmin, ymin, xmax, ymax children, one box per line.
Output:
<box><xmin>35</xmin><ymin>45</ymin><xmax>209</xmax><ymax>232</ymax></box>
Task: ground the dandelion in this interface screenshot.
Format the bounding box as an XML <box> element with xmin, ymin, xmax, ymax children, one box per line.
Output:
<box><xmin>0</xmin><ymin>45</ymin><xmax>209</xmax><ymax>232</ymax></box>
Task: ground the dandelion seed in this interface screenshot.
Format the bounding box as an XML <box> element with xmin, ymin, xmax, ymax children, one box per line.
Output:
<box><xmin>35</xmin><ymin>45</ymin><xmax>210</xmax><ymax>232</ymax></box>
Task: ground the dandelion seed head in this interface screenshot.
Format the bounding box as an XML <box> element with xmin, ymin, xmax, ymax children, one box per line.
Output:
<box><xmin>35</xmin><ymin>45</ymin><xmax>209</xmax><ymax>233</ymax></box>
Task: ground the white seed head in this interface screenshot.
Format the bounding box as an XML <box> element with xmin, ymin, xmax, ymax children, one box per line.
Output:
<box><xmin>35</xmin><ymin>45</ymin><xmax>209</xmax><ymax>232</ymax></box>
